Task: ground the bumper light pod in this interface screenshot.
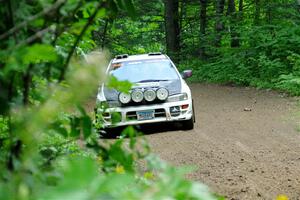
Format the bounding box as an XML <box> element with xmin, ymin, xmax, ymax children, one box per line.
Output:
<box><xmin>144</xmin><ymin>89</ymin><xmax>156</xmax><ymax>102</ymax></box>
<box><xmin>119</xmin><ymin>92</ymin><xmax>131</xmax><ymax>104</ymax></box>
<box><xmin>156</xmin><ymin>88</ymin><xmax>169</xmax><ymax>101</ymax></box>
<box><xmin>131</xmin><ymin>90</ymin><xmax>144</xmax><ymax>102</ymax></box>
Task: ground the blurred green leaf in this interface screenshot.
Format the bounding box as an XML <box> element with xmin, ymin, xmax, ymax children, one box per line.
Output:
<box><xmin>23</xmin><ymin>44</ymin><xmax>58</xmax><ymax>65</ymax></box>
<box><xmin>51</xmin><ymin>122</ymin><xmax>68</xmax><ymax>137</ymax></box>
<box><xmin>70</xmin><ymin>117</ymin><xmax>80</xmax><ymax>137</ymax></box>
<box><xmin>81</xmin><ymin>116</ymin><xmax>92</xmax><ymax>139</ymax></box>
<box><xmin>108</xmin><ymin>139</ymin><xmax>134</xmax><ymax>172</ymax></box>
<box><xmin>107</xmin><ymin>75</ymin><xmax>132</xmax><ymax>93</ymax></box>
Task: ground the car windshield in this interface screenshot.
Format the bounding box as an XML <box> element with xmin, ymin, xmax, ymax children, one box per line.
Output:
<box><xmin>109</xmin><ymin>59</ymin><xmax>179</xmax><ymax>83</ymax></box>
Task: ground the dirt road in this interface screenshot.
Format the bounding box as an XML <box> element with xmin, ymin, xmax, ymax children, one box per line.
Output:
<box><xmin>89</xmin><ymin>83</ymin><xmax>300</xmax><ymax>199</ymax></box>
<box><xmin>143</xmin><ymin>84</ymin><xmax>300</xmax><ymax>199</ymax></box>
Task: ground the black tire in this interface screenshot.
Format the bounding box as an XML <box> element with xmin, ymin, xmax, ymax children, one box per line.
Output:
<box><xmin>98</xmin><ymin>128</ymin><xmax>117</xmax><ymax>139</ymax></box>
<box><xmin>182</xmin><ymin>117</ymin><xmax>194</xmax><ymax>130</ymax></box>
<box><xmin>182</xmin><ymin>101</ymin><xmax>195</xmax><ymax>130</ymax></box>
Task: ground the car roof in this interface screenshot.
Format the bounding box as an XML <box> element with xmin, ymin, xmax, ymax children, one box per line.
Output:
<box><xmin>111</xmin><ymin>53</ymin><xmax>168</xmax><ymax>63</ymax></box>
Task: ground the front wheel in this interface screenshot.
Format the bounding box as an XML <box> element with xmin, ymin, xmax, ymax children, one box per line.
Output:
<box><xmin>181</xmin><ymin>117</ymin><xmax>194</xmax><ymax>130</ymax></box>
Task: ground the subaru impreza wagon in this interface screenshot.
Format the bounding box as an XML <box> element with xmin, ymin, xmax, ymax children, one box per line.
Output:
<box><xmin>95</xmin><ymin>52</ymin><xmax>195</xmax><ymax>132</ymax></box>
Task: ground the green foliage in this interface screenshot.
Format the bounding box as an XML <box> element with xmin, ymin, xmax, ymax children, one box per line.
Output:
<box><xmin>107</xmin><ymin>75</ymin><xmax>132</xmax><ymax>93</ymax></box>
<box><xmin>181</xmin><ymin>22</ymin><xmax>300</xmax><ymax>95</ymax></box>
<box><xmin>0</xmin><ymin>50</ymin><xmax>217</xmax><ymax>199</ymax></box>
<box><xmin>0</xmin><ymin>116</ymin><xmax>9</xmax><ymax>164</ymax></box>
<box><xmin>101</xmin><ymin>0</ymin><xmax>300</xmax><ymax>96</ymax></box>
<box><xmin>196</xmin><ymin>2</ymin><xmax>300</xmax><ymax>95</ymax></box>
<box><xmin>23</xmin><ymin>44</ymin><xmax>58</xmax><ymax>64</ymax></box>
<box><xmin>0</xmin><ymin>1</ymin><xmax>218</xmax><ymax>199</ymax></box>
<box><xmin>276</xmin><ymin>74</ymin><xmax>300</xmax><ymax>95</ymax></box>
<box><xmin>99</xmin><ymin>1</ymin><xmax>165</xmax><ymax>55</ymax></box>
<box><xmin>0</xmin><ymin>116</ymin><xmax>8</xmax><ymax>136</ymax></box>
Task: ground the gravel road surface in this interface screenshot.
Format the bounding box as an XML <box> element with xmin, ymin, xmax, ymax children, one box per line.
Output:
<box><xmin>143</xmin><ymin>84</ymin><xmax>300</xmax><ymax>200</ymax></box>
<box><xmin>88</xmin><ymin>83</ymin><xmax>300</xmax><ymax>199</ymax></box>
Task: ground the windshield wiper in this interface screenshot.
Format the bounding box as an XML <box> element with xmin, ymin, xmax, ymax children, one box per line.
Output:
<box><xmin>137</xmin><ymin>79</ymin><xmax>169</xmax><ymax>83</ymax></box>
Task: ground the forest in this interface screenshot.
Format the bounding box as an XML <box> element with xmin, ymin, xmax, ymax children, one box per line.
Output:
<box><xmin>108</xmin><ymin>0</ymin><xmax>300</xmax><ymax>95</ymax></box>
<box><xmin>0</xmin><ymin>0</ymin><xmax>299</xmax><ymax>199</ymax></box>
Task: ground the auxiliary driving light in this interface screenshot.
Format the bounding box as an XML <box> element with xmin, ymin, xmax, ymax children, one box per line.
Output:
<box><xmin>119</xmin><ymin>92</ymin><xmax>131</xmax><ymax>104</ymax></box>
<box><xmin>156</xmin><ymin>88</ymin><xmax>169</xmax><ymax>101</ymax></box>
<box><xmin>144</xmin><ymin>89</ymin><xmax>156</xmax><ymax>102</ymax></box>
<box><xmin>131</xmin><ymin>90</ymin><xmax>144</xmax><ymax>102</ymax></box>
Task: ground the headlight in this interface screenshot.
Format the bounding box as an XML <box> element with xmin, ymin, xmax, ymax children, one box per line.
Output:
<box><xmin>119</xmin><ymin>92</ymin><xmax>131</xmax><ymax>104</ymax></box>
<box><xmin>131</xmin><ymin>90</ymin><xmax>144</xmax><ymax>102</ymax></box>
<box><xmin>167</xmin><ymin>93</ymin><xmax>188</xmax><ymax>102</ymax></box>
<box><xmin>156</xmin><ymin>88</ymin><xmax>169</xmax><ymax>101</ymax></box>
<box><xmin>144</xmin><ymin>89</ymin><xmax>156</xmax><ymax>102</ymax></box>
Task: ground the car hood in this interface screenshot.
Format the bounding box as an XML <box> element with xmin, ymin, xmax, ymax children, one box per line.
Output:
<box><xmin>103</xmin><ymin>79</ymin><xmax>182</xmax><ymax>101</ymax></box>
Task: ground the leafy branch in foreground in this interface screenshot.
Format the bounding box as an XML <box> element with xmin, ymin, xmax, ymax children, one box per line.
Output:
<box><xmin>0</xmin><ymin>52</ymin><xmax>217</xmax><ymax>200</ymax></box>
<box><xmin>0</xmin><ymin>0</ymin><xmax>66</xmax><ymax>41</ymax></box>
<box><xmin>0</xmin><ymin>1</ymin><xmax>221</xmax><ymax>199</ymax></box>
<box><xmin>59</xmin><ymin>1</ymin><xmax>106</xmax><ymax>81</ymax></box>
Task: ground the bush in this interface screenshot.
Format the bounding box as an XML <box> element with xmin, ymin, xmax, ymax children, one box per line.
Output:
<box><xmin>0</xmin><ymin>52</ymin><xmax>218</xmax><ymax>200</ymax></box>
<box><xmin>183</xmin><ymin>24</ymin><xmax>300</xmax><ymax>96</ymax></box>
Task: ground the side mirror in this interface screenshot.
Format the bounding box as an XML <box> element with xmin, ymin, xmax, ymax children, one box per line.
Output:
<box><xmin>181</xmin><ymin>69</ymin><xmax>193</xmax><ymax>79</ymax></box>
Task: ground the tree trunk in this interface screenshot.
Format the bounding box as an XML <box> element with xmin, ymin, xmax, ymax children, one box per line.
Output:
<box><xmin>199</xmin><ymin>0</ymin><xmax>207</xmax><ymax>58</ymax></box>
<box><xmin>227</xmin><ymin>0</ymin><xmax>240</xmax><ymax>47</ymax></box>
<box><xmin>239</xmin><ymin>0</ymin><xmax>243</xmax><ymax>17</ymax></box>
<box><xmin>0</xmin><ymin>0</ymin><xmax>16</xmax><ymax>114</ymax></box>
<box><xmin>179</xmin><ymin>0</ymin><xmax>186</xmax><ymax>34</ymax></box>
<box><xmin>254</xmin><ymin>0</ymin><xmax>260</xmax><ymax>25</ymax></box>
<box><xmin>23</xmin><ymin>64</ymin><xmax>33</xmax><ymax>105</ymax></box>
<box><xmin>215</xmin><ymin>0</ymin><xmax>225</xmax><ymax>47</ymax></box>
<box><xmin>101</xmin><ymin>19</ymin><xmax>109</xmax><ymax>49</ymax></box>
<box><xmin>7</xmin><ymin>0</ymin><xmax>17</xmax><ymax>41</ymax></box>
<box><xmin>164</xmin><ymin>0</ymin><xmax>180</xmax><ymax>63</ymax></box>
<box><xmin>266</xmin><ymin>0</ymin><xmax>272</xmax><ymax>24</ymax></box>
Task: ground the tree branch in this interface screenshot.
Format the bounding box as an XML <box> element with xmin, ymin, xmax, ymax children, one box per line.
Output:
<box><xmin>46</xmin><ymin>0</ymin><xmax>83</xmax><ymax>81</ymax></box>
<box><xmin>15</xmin><ymin>27</ymin><xmax>53</xmax><ymax>48</ymax></box>
<box><xmin>0</xmin><ymin>0</ymin><xmax>66</xmax><ymax>41</ymax></box>
<box><xmin>59</xmin><ymin>2</ymin><xmax>105</xmax><ymax>81</ymax></box>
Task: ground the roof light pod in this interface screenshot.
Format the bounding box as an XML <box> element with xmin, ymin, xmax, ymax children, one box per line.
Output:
<box><xmin>131</xmin><ymin>90</ymin><xmax>144</xmax><ymax>103</ymax></box>
<box><xmin>156</xmin><ymin>88</ymin><xmax>169</xmax><ymax>101</ymax></box>
<box><xmin>144</xmin><ymin>89</ymin><xmax>156</xmax><ymax>102</ymax></box>
<box><xmin>148</xmin><ymin>52</ymin><xmax>162</xmax><ymax>56</ymax></box>
<box><xmin>119</xmin><ymin>92</ymin><xmax>131</xmax><ymax>104</ymax></box>
<box><xmin>115</xmin><ymin>54</ymin><xmax>128</xmax><ymax>59</ymax></box>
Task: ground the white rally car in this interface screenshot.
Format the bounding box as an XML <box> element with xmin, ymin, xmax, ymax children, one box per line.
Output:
<box><xmin>95</xmin><ymin>53</ymin><xmax>195</xmax><ymax>132</ymax></box>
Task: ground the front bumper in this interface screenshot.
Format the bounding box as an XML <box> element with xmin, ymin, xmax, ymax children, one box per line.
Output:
<box><xmin>95</xmin><ymin>99</ymin><xmax>193</xmax><ymax>128</ymax></box>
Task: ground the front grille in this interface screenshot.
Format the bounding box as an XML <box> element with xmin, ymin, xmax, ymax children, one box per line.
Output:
<box><xmin>154</xmin><ymin>109</ymin><xmax>166</xmax><ymax>117</ymax></box>
<box><xmin>126</xmin><ymin>111</ymin><xmax>137</xmax><ymax>120</ymax></box>
<box><xmin>126</xmin><ymin>109</ymin><xmax>166</xmax><ymax>120</ymax></box>
<box><xmin>121</xmin><ymin>99</ymin><xmax>166</xmax><ymax>107</ymax></box>
<box><xmin>170</xmin><ymin>106</ymin><xmax>181</xmax><ymax>117</ymax></box>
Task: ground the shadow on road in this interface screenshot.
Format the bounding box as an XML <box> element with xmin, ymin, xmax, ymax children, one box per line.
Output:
<box><xmin>139</xmin><ymin>122</ymin><xmax>181</xmax><ymax>134</ymax></box>
<box><xmin>101</xmin><ymin>122</ymin><xmax>181</xmax><ymax>139</ymax></box>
